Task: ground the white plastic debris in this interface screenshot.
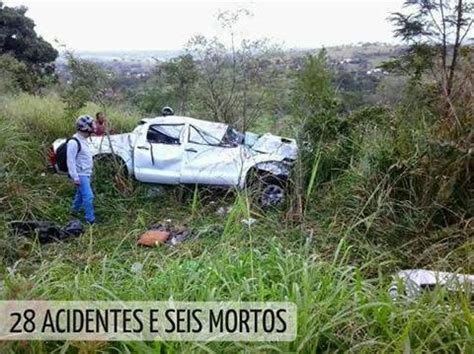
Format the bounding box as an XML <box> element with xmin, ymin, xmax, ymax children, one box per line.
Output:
<box><xmin>389</xmin><ymin>269</ymin><xmax>474</xmax><ymax>299</ymax></box>
<box><xmin>216</xmin><ymin>206</ymin><xmax>232</xmax><ymax>217</ymax></box>
<box><xmin>241</xmin><ymin>218</ymin><xmax>257</xmax><ymax>227</ymax></box>
<box><xmin>131</xmin><ymin>262</ymin><xmax>144</xmax><ymax>274</ymax></box>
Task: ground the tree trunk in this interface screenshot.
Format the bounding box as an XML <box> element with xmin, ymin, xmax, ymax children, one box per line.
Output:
<box><xmin>447</xmin><ymin>0</ymin><xmax>464</xmax><ymax>98</ymax></box>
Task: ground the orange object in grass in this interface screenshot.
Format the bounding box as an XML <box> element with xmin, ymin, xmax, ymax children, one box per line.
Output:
<box><xmin>138</xmin><ymin>230</ymin><xmax>170</xmax><ymax>247</ymax></box>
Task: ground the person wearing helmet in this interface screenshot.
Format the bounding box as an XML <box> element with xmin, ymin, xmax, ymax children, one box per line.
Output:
<box><xmin>67</xmin><ymin>115</ymin><xmax>96</xmax><ymax>224</ymax></box>
<box><xmin>161</xmin><ymin>106</ymin><xmax>174</xmax><ymax>117</ymax></box>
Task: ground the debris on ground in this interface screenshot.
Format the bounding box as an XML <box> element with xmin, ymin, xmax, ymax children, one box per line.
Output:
<box><xmin>138</xmin><ymin>221</ymin><xmax>194</xmax><ymax>247</ymax></box>
<box><xmin>9</xmin><ymin>219</ymin><xmax>84</xmax><ymax>243</ymax></box>
<box><xmin>241</xmin><ymin>217</ymin><xmax>257</xmax><ymax>227</ymax></box>
<box><xmin>216</xmin><ymin>206</ymin><xmax>232</xmax><ymax>217</ymax></box>
<box><xmin>137</xmin><ymin>230</ymin><xmax>169</xmax><ymax>247</ymax></box>
<box><xmin>389</xmin><ymin>269</ymin><xmax>474</xmax><ymax>299</ymax></box>
<box><xmin>131</xmin><ymin>262</ymin><xmax>144</xmax><ymax>274</ymax></box>
<box><xmin>305</xmin><ymin>228</ymin><xmax>314</xmax><ymax>246</ymax></box>
<box><xmin>168</xmin><ymin>224</ymin><xmax>192</xmax><ymax>246</ymax></box>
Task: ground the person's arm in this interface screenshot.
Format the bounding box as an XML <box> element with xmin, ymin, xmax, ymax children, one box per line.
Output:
<box><xmin>66</xmin><ymin>139</ymin><xmax>80</xmax><ymax>184</ymax></box>
<box><xmin>104</xmin><ymin>118</ymin><xmax>115</xmax><ymax>134</ymax></box>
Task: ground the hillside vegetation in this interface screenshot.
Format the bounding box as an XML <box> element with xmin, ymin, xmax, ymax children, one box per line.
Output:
<box><xmin>0</xmin><ymin>88</ymin><xmax>471</xmax><ymax>353</ymax></box>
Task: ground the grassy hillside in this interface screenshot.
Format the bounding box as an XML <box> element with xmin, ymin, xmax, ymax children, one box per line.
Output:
<box><xmin>325</xmin><ymin>43</ymin><xmax>403</xmax><ymax>66</ymax></box>
<box><xmin>0</xmin><ymin>93</ymin><xmax>472</xmax><ymax>353</ymax></box>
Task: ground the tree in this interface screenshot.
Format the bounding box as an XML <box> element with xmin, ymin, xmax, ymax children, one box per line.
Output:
<box><xmin>0</xmin><ymin>54</ymin><xmax>31</xmax><ymax>93</ymax></box>
<box><xmin>292</xmin><ymin>50</ymin><xmax>340</xmax><ymax>143</ymax></box>
<box><xmin>0</xmin><ymin>2</ymin><xmax>58</xmax><ymax>91</ymax></box>
<box><xmin>137</xmin><ymin>54</ymin><xmax>197</xmax><ymax>115</ymax></box>
<box><xmin>289</xmin><ymin>51</ymin><xmax>342</xmax><ymax>218</ymax></box>
<box><xmin>61</xmin><ymin>52</ymin><xmax>112</xmax><ymax>117</ymax></box>
<box><xmin>335</xmin><ymin>66</ymin><xmax>381</xmax><ymax>110</ymax></box>
<box><xmin>385</xmin><ymin>0</ymin><xmax>473</xmax><ymax>124</ymax></box>
<box><xmin>186</xmin><ymin>9</ymin><xmax>280</xmax><ymax>130</ymax></box>
<box><xmin>135</xmin><ymin>54</ymin><xmax>198</xmax><ymax>115</ymax></box>
<box><xmin>162</xmin><ymin>54</ymin><xmax>197</xmax><ymax>113</ymax></box>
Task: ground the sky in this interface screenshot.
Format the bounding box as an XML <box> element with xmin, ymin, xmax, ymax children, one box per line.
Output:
<box><xmin>4</xmin><ymin>0</ymin><xmax>406</xmax><ymax>51</ymax></box>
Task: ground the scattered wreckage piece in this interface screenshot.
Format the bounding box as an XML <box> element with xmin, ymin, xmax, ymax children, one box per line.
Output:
<box><xmin>241</xmin><ymin>218</ymin><xmax>257</xmax><ymax>227</ymax></box>
<box><xmin>389</xmin><ymin>269</ymin><xmax>474</xmax><ymax>299</ymax></box>
<box><xmin>168</xmin><ymin>225</ymin><xmax>192</xmax><ymax>246</ymax></box>
<box><xmin>138</xmin><ymin>230</ymin><xmax>170</xmax><ymax>247</ymax></box>
<box><xmin>131</xmin><ymin>262</ymin><xmax>144</xmax><ymax>274</ymax></box>
<box><xmin>50</xmin><ymin>115</ymin><xmax>298</xmax><ymax>206</ymax></box>
<box><xmin>216</xmin><ymin>206</ymin><xmax>232</xmax><ymax>217</ymax></box>
<box><xmin>9</xmin><ymin>219</ymin><xmax>84</xmax><ymax>243</ymax></box>
<box><xmin>138</xmin><ymin>222</ymin><xmax>193</xmax><ymax>247</ymax></box>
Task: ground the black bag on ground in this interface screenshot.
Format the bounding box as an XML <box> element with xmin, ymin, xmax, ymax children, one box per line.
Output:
<box><xmin>9</xmin><ymin>219</ymin><xmax>84</xmax><ymax>243</ymax></box>
<box><xmin>56</xmin><ymin>137</ymin><xmax>81</xmax><ymax>173</ymax></box>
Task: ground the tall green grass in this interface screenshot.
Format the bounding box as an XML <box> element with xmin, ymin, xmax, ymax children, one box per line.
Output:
<box><xmin>0</xmin><ymin>93</ymin><xmax>140</xmax><ymax>142</ymax></box>
<box><xmin>1</xmin><ymin>218</ymin><xmax>472</xmax><ymax>352</ymax></box>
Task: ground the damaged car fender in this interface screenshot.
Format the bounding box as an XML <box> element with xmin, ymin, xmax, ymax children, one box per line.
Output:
<box><xmin>251</xmin><ymin>161</ymin><xmax>290</xmax><ymax>177</ymax></box>
<box><xmin>52</xmin><ymin>133</ymin><xmax>135</xmax><ymax>175</ymax></box>
<box><xmin>239</xmin><ymin>158</ymin><xmax>291</xmax><ymax>188</ymax></box>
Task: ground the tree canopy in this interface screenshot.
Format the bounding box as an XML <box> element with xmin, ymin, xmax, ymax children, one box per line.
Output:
<box><xmin>0</xmin><ymin>2</ymin><xmax>58</xmax><ymax>65</ymax></box>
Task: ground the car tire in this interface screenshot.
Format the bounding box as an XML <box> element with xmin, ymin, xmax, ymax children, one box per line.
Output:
<box><xmin>245</xmin><ymin>169</ymin><xmax>286</xmax><ymax>207</ymax></box>
<box><xmin>258</xmin><ymin>183</ymin><xmax>285</xmax><ymax>207</ymax></box>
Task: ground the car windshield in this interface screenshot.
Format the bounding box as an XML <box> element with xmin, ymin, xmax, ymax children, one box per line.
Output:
<box><xmin>222</xmin><ymin>127</ymin><xmax>244</xmax><ymax>146</ymax></box>
<box><xmin>189</xmin><ymin>125</ymin><xmax>244</xmax><ymax>147</ymax></box>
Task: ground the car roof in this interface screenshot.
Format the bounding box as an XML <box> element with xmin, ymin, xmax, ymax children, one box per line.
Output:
<box><xmin>141</xmin><ymin>116</ymin><xmax>229</xmax><ymax>140</ymax></box>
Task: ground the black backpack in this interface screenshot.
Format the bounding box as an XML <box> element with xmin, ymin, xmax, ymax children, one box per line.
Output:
<box><xmin>55</xmin><ymin>137</ymin><xmax>81</xmax><ymax>173</ymax></box>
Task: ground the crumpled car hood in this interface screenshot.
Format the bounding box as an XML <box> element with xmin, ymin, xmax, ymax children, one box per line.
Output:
<box><xmin>249</xmin><ymin>133</ymin><xmax>298</xmax><ymax>160</ymax></box>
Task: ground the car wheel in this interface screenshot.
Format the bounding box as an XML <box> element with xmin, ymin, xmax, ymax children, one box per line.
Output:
<box><xmin>258</xmin><ymin>183</ymin><xmax>285</xmax><ymax>207</ymax></box>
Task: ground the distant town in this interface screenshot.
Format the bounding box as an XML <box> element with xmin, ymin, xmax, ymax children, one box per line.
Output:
<box><xmin>56</xmin><ymin>43</ymin><xmax>403</xmax><ymax>82</ymax></box>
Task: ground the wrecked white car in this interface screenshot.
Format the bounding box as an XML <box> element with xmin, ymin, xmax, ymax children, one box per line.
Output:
<box><xmin>50</xmin><ymin>116</ymin><xmax>298</xmax><ymax>206</ymax></box>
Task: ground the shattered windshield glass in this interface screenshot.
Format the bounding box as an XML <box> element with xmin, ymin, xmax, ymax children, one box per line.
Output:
<box><xmin>222</xmin><ymin>127</ymin><xmax>244</xmax><ymax>146</ymax></box>
<box><xmin>189</xmin><ymin>125</ymin><xmax>221</xmax><ymax>145</ymax></box>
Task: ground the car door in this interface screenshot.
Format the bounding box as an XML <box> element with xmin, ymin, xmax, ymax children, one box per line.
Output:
<box><xmin>180</xmin><ymin>125</ymin><xmax>244</xmax><ymax>186</ymax></box>
<box><xmin>133</xmin><ymin>123</ymin><xmax>185</xmax><ymax>184</ymax></box>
